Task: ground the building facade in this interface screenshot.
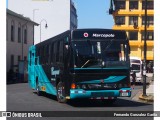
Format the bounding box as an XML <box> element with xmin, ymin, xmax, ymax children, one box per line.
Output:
<box><xmin>109</xmin><ymin>0</ymin><xmax>154</xmax><ymax>71</ymax></box>
<box><xmin>7</xmin><ymin>9</ymin><xmax>38</xmax><ymax>73</ymax></box>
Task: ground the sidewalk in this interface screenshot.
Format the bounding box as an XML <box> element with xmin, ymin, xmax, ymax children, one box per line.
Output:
<box><xmin>139</xmin><ymin>73</ymin><xmax>154</xmax><ymax>102</ymax></box>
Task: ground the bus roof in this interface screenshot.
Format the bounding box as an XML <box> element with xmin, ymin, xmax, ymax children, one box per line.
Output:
<box><xmin>36</xmin><ymin>30</ymin><xmax>70</xmax><ymax>47</ymax></box>
<box><xmin>35</xmin><ymin>29</ymin><xmax>128</xmax><ymax>47</ymax></box>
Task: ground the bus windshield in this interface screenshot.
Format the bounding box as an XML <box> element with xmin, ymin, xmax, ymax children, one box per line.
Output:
<box><xmin>71</xmin><ymin>40</ymin><xmax>129</xmax><ymax>68</ymax></box>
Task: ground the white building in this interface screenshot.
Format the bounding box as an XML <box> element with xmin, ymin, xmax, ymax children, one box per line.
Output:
<box><xmin>8</xmin><ymin>0</ymin><xmax>78</xmax><ymax>44</ymax></box>
<box><xmin>7</xmin><ymin>9</ymin><xmax>38</xmax><ymax>73</ymax></box>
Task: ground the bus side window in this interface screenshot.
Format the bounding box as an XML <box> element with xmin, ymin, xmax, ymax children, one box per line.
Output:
<box><xmin>56</xmin><ymin>41</ymin><xmax>60</xmax><ymax>62</ymax></box>
<box><xmin>105</xmin><ymin>52</ymin><xmax>119</xmax><ymax>61</ymax></box>
<box><xmin>48</xmin><ymin>44</ymin><xmax>51</xmax><ymax>64</ymax></box>
<box><xmin>42</xmin><ymin>47</ymin><xmax>45</xmax><ymax>64</ymax></box>
<box><xmin>46</xmin><ymin>45</ymin><xmax>48</xmax><ymax>64</ymax></box>
<box><xmin>59</xmin><ymin>40</ymin><xmax>64</xmax><ymax>63</ymax></box>
<box><xmin>44</xmin><ymin>46</ymin><xmax>46</xmax><ymax>64</ymax></box>
<box><xmin>54</xmin><ymin>42</ymin><xmax>57</xmax><ymax>63</ymax></box>
<box><xmin>40</xmin><ymin>47</ymin><xmax>42</xmax><ymax>64</ymax></box>
<box><xmin>38</xmin><ymin>48</ymin><xmax>41</xmax><ymax>64</ymax></box>
<box><xmin>45</xmin><ymin>45</ymin><xmax>49</xmax><ymax>65</ymax></box>
<box><xmin>51</xmin><ymin>42</ymin><xmax>54</xmax><ymax>64</ymax></box>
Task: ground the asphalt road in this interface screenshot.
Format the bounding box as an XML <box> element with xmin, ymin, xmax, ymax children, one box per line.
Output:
<box><xmin>7</xmin><ymin>82</ymin><xmax>153</xmax><ymax>120</ymax></box>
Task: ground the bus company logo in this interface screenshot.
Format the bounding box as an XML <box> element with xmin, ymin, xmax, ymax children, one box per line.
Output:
<box><xmin>83</xmin><ymin>32</ymin><xmax>89</xmax><ymax>38</ymax></box>
<box><xmin>92</xmin><ymin>33</ymin><xmax>115</xmax><ymax>38</ymax></box>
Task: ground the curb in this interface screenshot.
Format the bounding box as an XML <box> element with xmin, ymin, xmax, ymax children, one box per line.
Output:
<box><xmin>139</xmin><ymin>94</ymin><xmax>154</xmax><ymax>102</ymax></box>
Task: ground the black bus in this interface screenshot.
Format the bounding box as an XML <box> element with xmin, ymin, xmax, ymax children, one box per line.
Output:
<box><xmin>28</xmin><ymin>29</ymin><xmax>131</xmax><ymax>103</ymax></box>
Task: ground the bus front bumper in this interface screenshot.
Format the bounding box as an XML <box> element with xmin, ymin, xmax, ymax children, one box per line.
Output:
<box><xmin>69</xmin><ymin>88</ymin><xmax>131</xmax><ymax>99</ymax></box>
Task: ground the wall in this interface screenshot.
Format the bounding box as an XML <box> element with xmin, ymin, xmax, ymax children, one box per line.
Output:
<box><xmin>7</xmin><ymin>14</ymin><xmax>34</xmax><ymax>72</ymax></box>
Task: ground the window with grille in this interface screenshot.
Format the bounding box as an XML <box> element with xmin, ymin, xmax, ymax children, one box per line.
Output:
<box><xmin>24</xmin><ymin>28</ymin><xmax>27</xmax><ymax>44</ymax></box>
<box><xmin>142</xmin><ymin>1</ymin><xmax>153</xmax><ymax>10</ymax></box>
<box><xmin>11</xmin><ymin>21</ymin><xmax>15</xmax><ymax>42</ymax></box>
<box><xmin>129</xmin><ymin>16</ymin><xmax>138</xmax><ymax>26</ymax></box>
<box><xmin>129</xmin><ymin>1</ymin><xmax>138</xmax><ymax>9</ymax></box>
<box><xmin>18</xmin><ymin>23</ymin><xmax>21</xmax><ymax>43</ymax></box>
<box><xmin>142</xmin><ymin>16</ymin><xmax>154</xmax><ymax>26</ymax></box>
<box><xmin>115</xmin><ymin>16</ymin><xmax>125</xmax><ymax>25</ymax></box>
<box><xmin>129</xmin><ymin>31</ymin><xmax>138</xmax><ymax>40</ymax></box>
<box><xmin>141</xmin><ymin>31</ymin><xmax>154</xmax><ymax>40</ymax></box>
<box><xmin>115</xmin><ymin>1</ymin><xmax>126</xmax><ymax>10</ymax></box>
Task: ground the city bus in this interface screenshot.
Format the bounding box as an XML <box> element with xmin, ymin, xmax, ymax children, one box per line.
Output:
<box><xmin>28</xmin><ymin>29</ymin><xmax>131</xmax><ymax>103</ymax></box>
<box><xmin>130</xmin><ymin>57</ymin><xmax>142</xmax><ymax>83</ymax></box>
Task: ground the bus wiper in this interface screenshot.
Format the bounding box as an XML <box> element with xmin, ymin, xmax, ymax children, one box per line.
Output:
<box><xmin>81</xmin><ymin>60</ymin><xmax>90</xmax><ymax>68</ymax></box>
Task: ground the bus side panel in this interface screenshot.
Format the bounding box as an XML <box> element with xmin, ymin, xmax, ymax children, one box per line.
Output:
<box><xmin>34</xmin><ymin>65</ymin><xmax>57</xmax><ymax>95</ymax></box>
<box><xmin>28</xmin><ymin>45</ymin><xmax>57</xmax><ymax>95</ymax></box>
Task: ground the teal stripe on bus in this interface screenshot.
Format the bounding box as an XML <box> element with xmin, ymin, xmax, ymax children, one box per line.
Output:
<box><xmin>79</xmin><ymin>76</ymin><xmax>126</xmax><ymax>84</ymax></box>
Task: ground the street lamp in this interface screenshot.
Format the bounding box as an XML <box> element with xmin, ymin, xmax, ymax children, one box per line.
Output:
<box><xmin>33</xmin><ymin>9</ymin><xmax>39</xmax><ymax>21</ymax></box>
<box><xmin>142</xmin><ymin>0</ymin><xmax>147</xmax><ymax>97</ymax></box>
<box><xmin>40</xmin><ymin>19</ymin><xmax>48</xmax><ymax>42</ymax></box>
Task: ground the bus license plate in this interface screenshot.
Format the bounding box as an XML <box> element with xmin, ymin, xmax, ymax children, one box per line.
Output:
<box><xmin>121</xmin><ymin>92</ymin><xmax>128</xmax><ymax>96</ymax></box>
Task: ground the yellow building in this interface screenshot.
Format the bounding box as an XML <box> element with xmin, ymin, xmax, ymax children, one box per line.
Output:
<box><xmin>109</xmin><ymin>0</ymin><xmax>154</xmax><ymax>66</ymax></box>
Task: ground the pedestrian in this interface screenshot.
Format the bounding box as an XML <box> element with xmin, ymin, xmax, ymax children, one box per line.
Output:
<box><xmin>131</xmin><ymin>71</ymin><xmax>136</xmax><ymax>89</ymax></box>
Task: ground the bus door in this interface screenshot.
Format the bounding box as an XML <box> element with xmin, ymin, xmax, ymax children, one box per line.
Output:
<box><xmin>28</xmin><ymin>46</ymin><xmax>36</xmax><ymax>89</ymax></box>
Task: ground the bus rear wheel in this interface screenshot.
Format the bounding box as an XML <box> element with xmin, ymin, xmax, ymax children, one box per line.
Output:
<box><xmin>57</xmin><ymin>82</ymin><xmax>67</xmax><ymax>103</ymax></box>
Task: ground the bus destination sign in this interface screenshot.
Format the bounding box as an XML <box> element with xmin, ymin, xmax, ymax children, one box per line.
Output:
<box><xmin>72</xmin><ymin>29</ymin><xmax>126</xmax><ymax>40</ymax></box>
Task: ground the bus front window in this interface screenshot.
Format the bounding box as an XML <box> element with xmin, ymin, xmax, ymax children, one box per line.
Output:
<box><xmin>71</xmin><ymin>40</ymin><xmax>129</xmax><ymax>68</ymax></box>
<box><xmin>104</xmin><ymin>52</ymin><xmax>119</xmax><ymax>61</ymax></box>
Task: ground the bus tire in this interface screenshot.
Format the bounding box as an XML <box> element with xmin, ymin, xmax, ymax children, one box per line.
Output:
<box><xmin>57</xmin><ymin>82</ymin><xmax>67</xmax><ymax>103</ymax></box>
<box><xmin>36</xmin><ymin>81</ymin><xmax>42</xmax><ymax>96</ymax></box>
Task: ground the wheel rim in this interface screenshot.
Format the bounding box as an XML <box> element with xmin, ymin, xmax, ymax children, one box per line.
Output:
<box><xmin>57</xmin><ymin>84</ymin><xmax>64</xmax><ymax>100</ymax></box>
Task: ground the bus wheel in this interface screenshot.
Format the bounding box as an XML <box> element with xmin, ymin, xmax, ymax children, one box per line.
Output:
<box><xmin>57</xmin><ymin>82</ymin><xmax>67</xmax><ymax>103</ymax></box>
<box><xmin>36</xmin><ymin>81</ymin><xmax>42</xmax><ymax>96</ymax></box>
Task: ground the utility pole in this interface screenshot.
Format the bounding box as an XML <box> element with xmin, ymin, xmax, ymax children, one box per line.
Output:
<box><xmin>143</xmin><ymin>0</ymin><xmax>147</xmax><ymax>97</ymax></box>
